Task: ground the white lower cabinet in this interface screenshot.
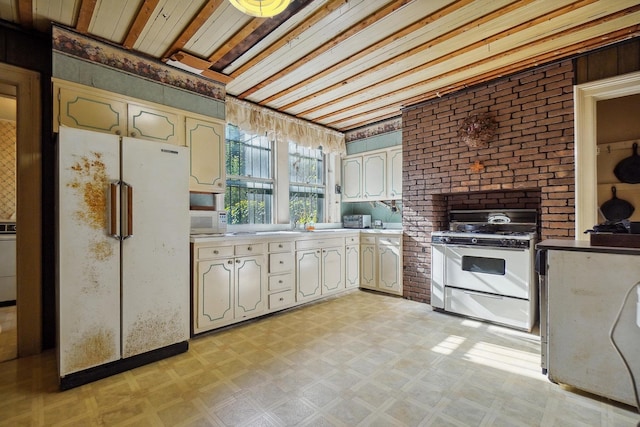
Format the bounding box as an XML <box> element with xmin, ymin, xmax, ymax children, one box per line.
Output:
<box><xmin>267</xmin><ymin>240</ymin><xmax>295</xmax><ymax>311</ymax></box>
<box><xmin>193</xmin><ymin>243</ymin><xmax>265</xmax><ymax>334</ymax></box>
<box><xmin>191</xmin><ymin>231</ymin><xmax>402</xmax><ymax>334</ymax></box>
<box><xmin>296</xmin><ymin>237</ymin><xmax>345</xmax><ymax>302</ymax></box>
<box><xmin>360</xmin><ymin>234</ymin><xmax>402</xmax><ymax>296</ymax></box>
<box><xmin>345</xmin><ymin>235</ymin><xmax>360</xmax><ymax>289</ymax></box>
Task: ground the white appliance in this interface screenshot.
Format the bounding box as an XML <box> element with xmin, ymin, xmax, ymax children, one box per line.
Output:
<box><xmin>57</xmin><ymin>126</ymin><xmax>189</xmax><ymax>389</ymax></box>
<box><xmin>536</xmin><ymin>244</ymin><xmax>640</xmax><ymax>407</ymax></box>
<box><xmin>190</xmin><ymin>210</ymin><xmax>227</xmax><ymax>235</ymax></box>
<box><xmin>0</xmin><ymin>222</ymin><xmax>16</xmax><ymax>303</ymax></box>
<box><xmin>431</xmin><ymin>209</ymin><xmax>538</xmax><ymax>331</ymax></box>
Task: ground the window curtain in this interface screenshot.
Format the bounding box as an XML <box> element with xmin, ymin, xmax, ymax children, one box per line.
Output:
<box><xmin>226</xmin><ymin>96</ymin><xmax>345</xmax><ymax>154</ymax></box>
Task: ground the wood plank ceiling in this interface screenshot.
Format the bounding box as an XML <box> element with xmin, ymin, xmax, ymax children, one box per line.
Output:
<box><xmin>2</xmin><ymin>0</ymin><xmax>639</xmax><ymax>132</ymax></box>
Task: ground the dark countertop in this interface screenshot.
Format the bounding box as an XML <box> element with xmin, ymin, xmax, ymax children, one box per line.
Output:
<box><xmin>536</xmin><ymin>238</ymin><xmax>640</xmax><ymax>256</ymax></box>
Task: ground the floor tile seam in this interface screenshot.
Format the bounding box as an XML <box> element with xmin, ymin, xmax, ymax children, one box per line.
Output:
<box><xmin>205</xmin><ymin>393</ymin><xmax>265</xmax><ymax>426</ymax></box>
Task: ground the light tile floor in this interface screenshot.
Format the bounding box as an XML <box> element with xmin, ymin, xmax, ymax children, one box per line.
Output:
<box><xmin>0</xmin><ymin>290</ymin><xmax>638</xmax><ymax>426</ymax></box>
<box><xmin>0</xmin><ymin>304</ymin><xmax>17</xmax><ymax>362</ymax></box>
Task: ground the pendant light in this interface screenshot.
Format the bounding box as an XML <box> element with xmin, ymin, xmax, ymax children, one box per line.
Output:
<box><xmin>228</xmin><ymin>0</ymin><xmax>291</xmax><ymax>18</ymax></box>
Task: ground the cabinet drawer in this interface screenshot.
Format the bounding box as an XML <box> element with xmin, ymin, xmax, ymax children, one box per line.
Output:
<box><xmin>235</xmin><ymin>243</ymin><xmax>264</xmax><ymax>256</ymax></box>
<box><xmin>197</xmin><ymin>245</ymin><xmax>233</xmax><ymax>259</ymax></box>
<box><xmin>269</xmin><ymin>290</ymin><xmax>295</xmax><ymax>310</ymax></box>
<box><xmin>445</xmin><ymin>287</ymin><xmax>531</xmax><ymax>331</ymax></box>
<box><xmin>296</xmin><ymin>237</ymin><xmax>344</xmax><ymax>250</ymax></box>
<box><xmin>345</xmin><ymin>235</ymin><xmax>359</xmax><ymax>244</ymax></box>
<box><xmin>269</xmin><ymin>241</ymin><xmax>293</xmax><ymax>252</ymax></box>
<box><xmin>379</xmin><ymin>237</ymin><xmax>400</xmax><ymax>246</ymax></box>
<box><xmin>268</xmin><ymin>273</ymin><xmax>293</xmax><ymax>291</ymax></box>
<box><xmin>361</xmin><ymin>236</ymin><xmax>376</xmax><ymax>244</ymax></box>
<box><xmin>269</xmin><ymin>253</ymin><xmax>293</xmax><ymax>273</ymax></box>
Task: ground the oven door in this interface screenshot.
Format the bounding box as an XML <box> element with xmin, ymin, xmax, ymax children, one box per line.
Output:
<box><xmin>444</xmin><ymin>245</ymin><xmax>531</xmax><ymax>299</ymax></box>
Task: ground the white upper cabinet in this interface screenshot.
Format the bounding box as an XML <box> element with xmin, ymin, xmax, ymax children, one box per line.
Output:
<box><xmin>341</xmin><ymin>146</ymin><xmax>402</xmax><ymax>202</ymax></box>
<box><xmin>342</xmin><ymin>157</ymin><xmax>362</xmax><ymax>201</ymax></box>
<box><xmin>363</xmin><ymin>152</ymin><xmax>386</xmax><ymax>200</ymax></box>
<box><xmin>387</xmin><ymin>148</ymin><xmax>402</xmax><ymax>200</ymax></box>
<box><xmin>186</xmin><ymin>117</ymin><xmax>226</xmax><ymax>193</ymax></box>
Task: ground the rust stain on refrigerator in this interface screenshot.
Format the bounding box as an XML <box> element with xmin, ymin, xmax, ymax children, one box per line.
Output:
<box><xmin>68</xmin><ymin>152</ymin><xmax>108</xmax><ymax>231</ymax></box>
<box><xmin>65</xmin><ymin>327</ymin><xmax>116</xmax><ymax>372</ymax></box>
<box><xmin>124</xmin><ymin>309</ymin><xmax>183</xmax><ymax>358</ymax></box>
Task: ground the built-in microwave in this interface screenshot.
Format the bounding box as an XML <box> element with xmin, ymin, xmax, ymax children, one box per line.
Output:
<box><xmin>189</xmin><ymin>191</ymin><xmax>220</xmax><ymax>211</ymax></box>
<box><xmin>190</xmin><ymin>210</ymin><xmax>227</xmax><ymax>235</ymax></box>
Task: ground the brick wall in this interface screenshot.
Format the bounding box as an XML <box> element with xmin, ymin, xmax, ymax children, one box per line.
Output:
<box><xmin>402</xmin><ymin>60</ymin><xmax>575</xmax><ymax>304</ymax></box>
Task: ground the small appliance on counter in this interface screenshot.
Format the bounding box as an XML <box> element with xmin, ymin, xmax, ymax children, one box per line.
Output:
<box><xmin>190</xmin><ymin>210</ymin><xmax>227</xmax><ymax>235</ymax></box>
<box><xmin>343</xmin><ymin>214</ymin><xmax>371</xmax><ymax>229</ymax></box>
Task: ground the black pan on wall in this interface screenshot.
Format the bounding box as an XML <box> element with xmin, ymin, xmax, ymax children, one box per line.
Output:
<box><xmin>601</xmin><ymin>186</ymin><xmax>634</xmax><ymax>221</ymax></box>
<box><xmin>614</xmin><ymin>142</ymin><xmax>640</xmax><ymax>184</ymax></box>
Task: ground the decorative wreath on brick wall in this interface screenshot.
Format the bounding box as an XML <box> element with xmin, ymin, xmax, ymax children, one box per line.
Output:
<box><xmin>458</xmin><ymin>113</ymin><xmax>498</xmax><ymax>148</ymax></box>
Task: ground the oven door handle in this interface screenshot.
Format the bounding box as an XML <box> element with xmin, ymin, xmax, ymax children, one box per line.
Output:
<box><xmin>448</xmin><ymin>244</ymin><xmax>527</xmax><ymax>251</ymax></box>
<box><xmin>463</xmin><ymin>290</ymin><xmax>503</xmax><ymax>299</ymax></box>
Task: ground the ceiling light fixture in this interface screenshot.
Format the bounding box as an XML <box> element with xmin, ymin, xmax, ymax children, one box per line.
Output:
<box><xmin>228</xmin><ymin>0</ymin><xmax>291</xmax><ymax>18</ymax></box>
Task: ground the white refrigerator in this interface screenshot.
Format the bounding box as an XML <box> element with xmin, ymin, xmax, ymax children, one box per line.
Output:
<box><xmin>57</xmin><ymin>126</ymin><xmax>189</xmax><ymax>389</ymax></box>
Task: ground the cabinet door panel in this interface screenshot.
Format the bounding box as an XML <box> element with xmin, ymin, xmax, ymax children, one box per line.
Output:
<box><xmin>345</xmin><ymin>244</ymin><xmax>360</xmax><ymax>288</ymax></box>
<box><xmin>379</xmin><ymin>244</ymin><xmax>401</xmax><ymax>294</ymax></box>
<box><xmin>197</xmin><ymin>259</ymin><xmax>234</xmax><ymax>330</ymax></box>
<box><xmin>342</xmin><ymin>157</ymin><xmax>362</xmax><ymax>200</ymax></box>
<box><xmin>58</xmin><ymin>87</ymin><xmax>126</xmax><ymax>135</ymax></box>
<box><xmin>322</xmin><ymin>247</ymin><xmax>345</xmax><ymax>293</ymax></box>
<box><xmin>128</xmin><ymin>103</ymin><xmax>182</xmax><ymax>145</ymax></box>
<box><xmin>296</xmin><ymin>250</ymin><xmax>321</xmax><ymax>300</ymax></box>
<box><xmin>388</xmin><ymin>148</ymin><xmax>402</xmax><ymax>199</ymax></box>
<box><xmin>235</xmin><ymin>256</ymin><xmax>265</xmax><ymax>318</ymax></box>
<box><xmin>363</xmin><ymin>153</ymin><xmax>386</xmax><ymax>199</ymax></box>
<box><xmin>360</xmin><ymin>244</ymin><xmax>376</xmax><ymax>289</ymax></box>
<box><xmin>186</xmin><ymin>117</ymin><xmax>225</xmax><ymax>192</ymax></box>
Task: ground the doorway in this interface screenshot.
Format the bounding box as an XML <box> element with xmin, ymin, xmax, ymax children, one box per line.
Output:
<box><xmin>0</xmin><ymin>85</ymin><xmax>17</xmax><ymax>361</ymax></box>
<box><xmin>0</xmin><ymin>63</ymin><xmax>42</xmax><ymax>359</ymax></box>
<box><xmin>575</xmin><ymin>71</ymin><xmax>640</xmax><ymax>239</ymax></box>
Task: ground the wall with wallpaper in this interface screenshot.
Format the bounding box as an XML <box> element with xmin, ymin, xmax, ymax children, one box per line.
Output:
<box><xmin>0</xmin><ymin>119</ymin><xmax>16</xmax><ymax>220</ymax></box>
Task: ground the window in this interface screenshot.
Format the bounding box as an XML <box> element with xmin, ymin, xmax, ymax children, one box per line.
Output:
<box><xmin>289</xmin><ymin>142</ymin><xmax>324</xmax><ymax>224</ymax></box>
<box><xmin>224</xmin><ymin>125</ymin><xmax>273</xmax><ymax>224</ymax></box>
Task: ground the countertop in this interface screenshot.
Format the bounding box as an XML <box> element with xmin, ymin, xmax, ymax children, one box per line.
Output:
<box><xmin>190</xmin><ymin>228</ymin><xmax>402</xmax><ymax>243</ymax></box>
<box><xmin>536</xmin><ymin>238</ymin><xmax>640</xmax><ymax>255</ymax></box>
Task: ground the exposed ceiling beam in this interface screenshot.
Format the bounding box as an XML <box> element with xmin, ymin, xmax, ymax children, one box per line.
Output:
<box><xmin>162</xmin><ymin>0</ymin><xmax>225</xmax><ymax>60</ymax></box>
<box><xmin>237</xmin><ymin>0</ymin><xmax>414</xmax><ymax>99</ymax></box>
<box><xmin>301</xmin><ymin>0</ymin><xmax>617</xmax><ymax>120</ymax></box>
<box><xmin>327</xmin><ymin>23</ymin><xmax>640</xmax><ymax>130</ymax></box>
<box><xmin>18</xmin><ymin>0</ymin><xmax>32</xmax><ymax>28</ymax></box>
<box><xmin>228</xmin><ymin>0</ymin><xmax>348</xmax><ymax>79</ymax></box>
<box><xmin>123</xmin><ymin>0</ymin><xmax>160</xmax><ymax>50</ymax></box>
<box><xmin>261</xmin><ymin>0</ymin><xmax>477</xmax><ymax>106</ymax></box>
<box><xmin>76</xmin><ymin>0</ymin><xmax>98</xmax><ymax>33</ymax></box>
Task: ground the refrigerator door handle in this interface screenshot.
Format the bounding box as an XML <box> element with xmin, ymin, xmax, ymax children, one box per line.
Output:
<box><xmin>122</xmin><ymin>181</ymin><xmax>134</xmax><ymax>240</ymax></box>
<box><xmin>108</xmin><ymin>181</ymin><xmax>121</xmax><ymax>240</ymax></box>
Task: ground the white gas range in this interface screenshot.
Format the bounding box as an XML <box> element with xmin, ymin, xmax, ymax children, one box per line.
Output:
<box><xmin>430</xmin><ymin>209</ymin><xmax>538</xmax><ymax>331</ymax></box>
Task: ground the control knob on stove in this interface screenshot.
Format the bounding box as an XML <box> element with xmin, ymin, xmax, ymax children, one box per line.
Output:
<box><xmin>471</xmin><ymin>237</ymin><xmax>478</xmax><ymax>244</ymax></box>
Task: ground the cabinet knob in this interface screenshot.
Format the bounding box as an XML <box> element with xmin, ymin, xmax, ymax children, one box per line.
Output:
<box><xmin>279</xmin><ymin>297</ymin><xmax>284</xmax><ymax>301</ymax></box>
<box><xmin>278</xmin><ymin>280</ymin><xmax>283</xmax><ymax>283</ymax></box>
<box><xmin>247</xmin><ymin>246</ymin><xmax>252</xmax><ymax>251</ymax></box>
<box><xmin>130</xmin><ymin>131</ymin><xmax>137</xmax><ymax>137</ymax></box>
<box><xmin>279</xmin><ymin>261</ymin><xmax>284</xmax><ymax>264</ymax></box>
<box><xmin>115</xmin><ymin>129</ymin><xmax>121</xmax><ymax>136</ymax></box>
<box><xmin>227</xmin><ymin>260</ymin><xmax>233</xmax><ymax>264</ymax></box>
<box><xmin>213</xmin><ymin>250</ymin><xmax>219</xmax><ymax>254</ymax></box>
<box><xmin>236</xmin><ymin>259</ymin><xmax>241</xmax><ymax>263</ymax></box>
<box><xmin>278</xmin><ymin>244</ymin><xmax>283</xmax><ymax>248</ymax></box>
